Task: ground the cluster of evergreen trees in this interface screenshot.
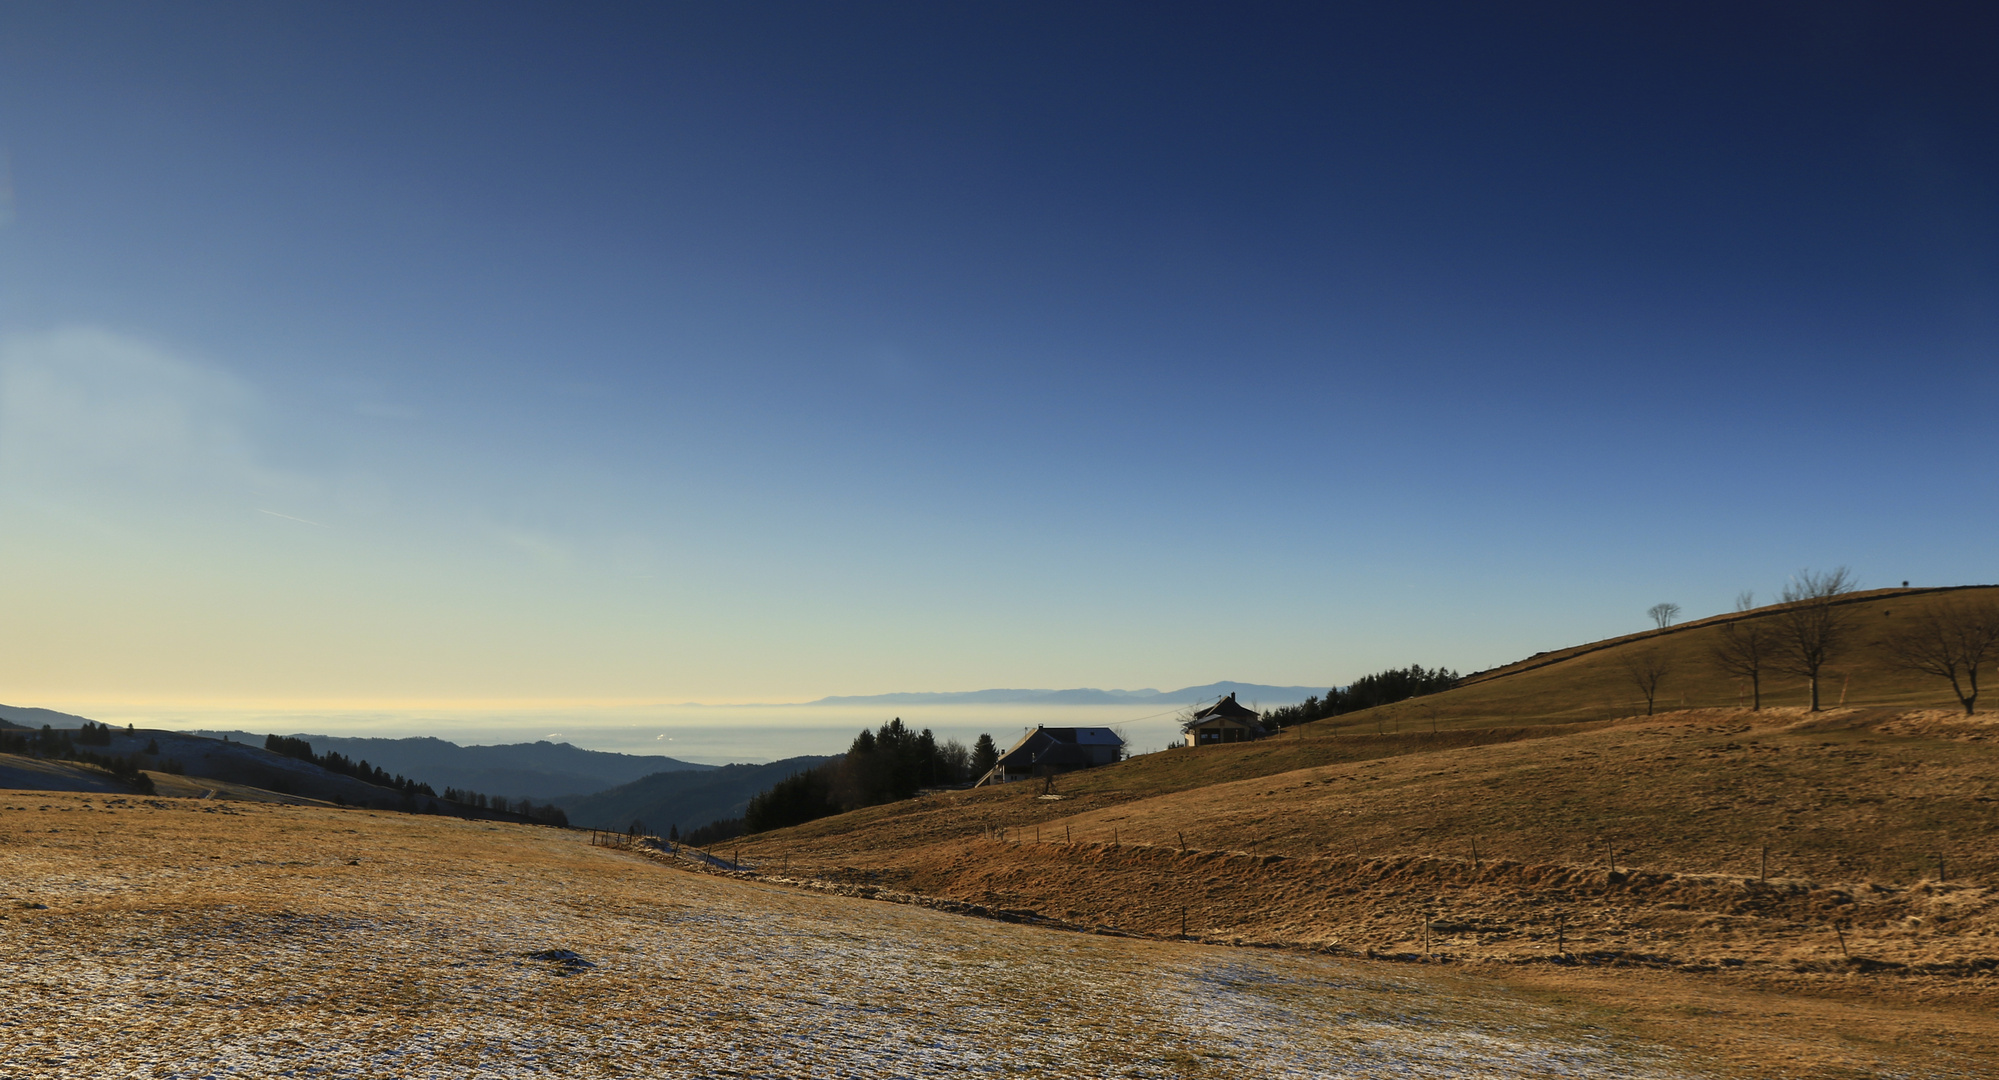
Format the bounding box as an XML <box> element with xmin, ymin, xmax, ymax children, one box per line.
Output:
<box><xmin>71</xmin><ymin>749</ymin><xmax>154</xmax><ymax>793</ymax></box>
<box><xmin>264</xmin><ymin>734</ymin><xmax>438</xmax><ymax>798</ymax></box>
<box><xmin>737</xmin><ymin>719</ymin><xmax>999</xmax><ymax>835</ymax></box>
<box><xmin>440</xmin><ymin>786</ymin><xmax>570</xmax><ymax>826</ymax></box>
<box><xmin>742</xmin><ymin>770</ymin><xmax>833</xmax><ymax>833</ymax></box>
<box><xmin>73</xmin><ymin>720</ymin><xmax>118</xmax><ymax>746</ymax></box>
<box><xmin>681</xmin><ymin>819</ymin><xmax>744</xmax><ymax>846</ymax></box>
<box><xmin>261</xmin><ymin>733</ymin><xmax>569</xmax><ymax>824</ymax></box>
<box><xmin>1</xmin><ymin>724</ymin><xmax>155</xmax><ymax>793</ymax></box>
<box><xmin>3</xmin><ymin>724</ymin><xmax>71</xmax><ymax>757</ymax></box>
<box><xmin>1258</xmin><ymin>664</ymin><xmax>1462</xmax><ymax>728</ymax></box>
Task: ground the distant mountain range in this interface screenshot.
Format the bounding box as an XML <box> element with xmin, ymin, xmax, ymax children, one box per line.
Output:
<box><xmin>190</xmin><ymin>732</ymin><xmax>714</xmax><ymax>802</ymax></box>
<box><xmin>807</xmin><ymin>682</ymin><xmax>1326</xmax><ymax>707</ymax></box>
<box><xmin>0</xmin><ymin>719</ymin><xmax>540</xmax><ymax>818</ymax></box>
<box><xmin>0</xmin><ymin>703</ymin><xmax>101</xmax><ymax>729</ymax></box>
<box><xmin>171</xmin><ymin>730</ymin><xmax>830</xmax><ymax>836</ymax></box>
<box><xmin>5</xmin><ymin>703</ymin><xmax>785</xmax><ymax>828</ymax></box>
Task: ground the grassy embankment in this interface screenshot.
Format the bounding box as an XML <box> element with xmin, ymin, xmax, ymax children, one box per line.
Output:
<box><xmin>726</xmin><ymin>587</ymin><xmax>1999</xmax><ymax>1000</ymax></box>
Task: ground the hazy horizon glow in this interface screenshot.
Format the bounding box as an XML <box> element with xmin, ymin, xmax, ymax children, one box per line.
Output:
<box><xmin>48</xmin><ymin>700</ymin><xmax>1205</xmax><ymax>767</ymax></box>
<box><xmin>1</xmin><ymin>6</ymin><xmax>1995</xmax><ymax>736</ymax></box>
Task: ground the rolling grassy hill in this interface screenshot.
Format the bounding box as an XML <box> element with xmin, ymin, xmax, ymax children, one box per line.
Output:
<box><xmin>721</xmin><ymin>587</ymin><xmax>1999</xmax><ymax>999</ymax></box>
<box><xmin>0</xmin><ymin>726</ymin><xmax>550</xmax><ymax>821</ymax></box>
<box><xmin>1336</xmin><ymin>585</ymin><xmax>1997</xmax><ymax>730</ymax></box>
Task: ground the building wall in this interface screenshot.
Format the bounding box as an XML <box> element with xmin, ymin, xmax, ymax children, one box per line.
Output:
<box><xmin>1184</xmin><ymin>719</ymin><xmax>1258</xmax><ymax>746</ymax></box>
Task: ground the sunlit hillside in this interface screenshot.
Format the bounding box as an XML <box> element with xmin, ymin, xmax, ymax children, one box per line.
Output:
<box><xmin>1332</xmin><ymin>585</ymin><xmax>1998</xmax><ymax>730</ymax></box>
<box><xmin>716</xmin><ymin>584</ymin><xmax>1999</xmax><ymax>1073</ymax></box>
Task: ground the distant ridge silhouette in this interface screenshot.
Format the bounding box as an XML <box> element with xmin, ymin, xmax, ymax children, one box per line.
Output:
<box><xmin>0</xmin><ymin>703</ymin><xmax>101</xmax><ymax>729</ymax></box>
<box><xmin>188</xmin><ymin>732</ymin><xmax>714</xmax><ymax>801</ymax></box>
<box><xmin>808</xmin><ymin>682</ymin><xmax>1324</xmax><ymax>707</ymax></box>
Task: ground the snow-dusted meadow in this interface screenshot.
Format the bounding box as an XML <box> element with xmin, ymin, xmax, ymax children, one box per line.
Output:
<box><xmin>0</xmin><ymin>794</ymin><xmax>1685</xmax><ymax>1078</ymax></box>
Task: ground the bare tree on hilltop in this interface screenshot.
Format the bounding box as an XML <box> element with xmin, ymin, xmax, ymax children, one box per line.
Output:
<box><xmin>1883</xmin><ymin>598</ymin><xmax>1999</xmax><ymax>715</ymax></box>
<box><xmin>1771</xmin><ymin>567</ymin><xmax>1858</xmax><ymax>712</ymax></box>
<box><xmin>1620</xmin><ymin>650</ymin><xmax>1672</xmax><ymax>716</ymax></box>
<box><xmin>1648</xmin><ymin>603</ymin><xmax>1681</xmax><ymax>629</ymax></box>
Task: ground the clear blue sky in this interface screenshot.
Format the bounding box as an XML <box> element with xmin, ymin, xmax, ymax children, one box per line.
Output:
<box><xmin>0</xmin><ymin>3</ymin><xmax>1993</xmax><ymax>714</ymax></box>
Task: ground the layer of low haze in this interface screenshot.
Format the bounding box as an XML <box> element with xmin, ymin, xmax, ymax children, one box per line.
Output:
<box><xmin>1</xmin><ymin>6</ymin><xmax>1994</xmax><ymax>729</ymax></box>
<box><xmin>68</xmin><ymin>702</ymin><xmax>1207</xmax><ymax>767</ymax></box>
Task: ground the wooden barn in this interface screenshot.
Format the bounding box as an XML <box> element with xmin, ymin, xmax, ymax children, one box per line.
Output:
<box><xmin>1182</xmin><ymin>692</ymin><xmax>1267</xmax><ymax>746</ymax></box>
<box><xmin>976</xmin><ymin>725</ymin><xmax>1124</xmax><ymax>785</ymax></box>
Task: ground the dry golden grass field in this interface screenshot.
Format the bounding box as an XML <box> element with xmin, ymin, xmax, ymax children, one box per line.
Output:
<box><xmin>0</xmin><ymin>793</ymin><xmax>1740</xmax><ymax>1080</ymax></box>
<box><xmin>710</xmin><ymin>587</ymin><xmax>1999</xmax><ymax>1077</ymax></box>
<box><xmin>1357</xmin><ymin>586</ymin><xmax>1997</xmax><ymax>727</ymax></box>
<box><xmin>0</xmin><ymin>774</ymin><xmax>1992</xmax><ymax>1076</ymax></box>
<box><xmin>748</xmin><ymin>709</ymin><xmax>1999</xmax><ymax>965</ymax></box>
<box><xmin>7</xmin><ymin>586</ymin><xmax>1998</xmax><ymax>1076</ymax></box>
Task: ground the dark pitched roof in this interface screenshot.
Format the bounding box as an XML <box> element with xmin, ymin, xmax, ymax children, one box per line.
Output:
<box><xmin>1192</xmin><ymin>692</ymin><xmax>1260</xmax><ymax>722</ymax></box>
<box><xmin>998</xmin><ymin>742</ymin><xmax>1102</xmax><ymax>770</ymax></box>
<box><xmin>994</xmin><ymin>725</ymin><xmax>1123</xmax><ymax>769</ymax></box>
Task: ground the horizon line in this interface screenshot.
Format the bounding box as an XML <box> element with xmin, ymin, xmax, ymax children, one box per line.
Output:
<box><xmin>11</xmin><ymin>682</ymin><xmax>1328</xmax><ymax>717</ymax></box>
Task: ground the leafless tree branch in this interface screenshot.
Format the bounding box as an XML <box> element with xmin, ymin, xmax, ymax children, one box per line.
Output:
<box><xmin>1770</xmin><ymin>567</ymin><xmax>1858</xmax><ymax>712</ymax></box>
<box><xmin>1882</xmin><ymin>599</ymin><xmax>1999</xmax><ymax>715</ymax></box>
<box><xmin>1710</xmin><ymin>620</ymin><xmax>1770</xmax><ymax>710</ymax></box>
<box><xmin>1620</xmin><ymin>650</ymin><xmax>1672</xmax><ymax>716</ymax></box>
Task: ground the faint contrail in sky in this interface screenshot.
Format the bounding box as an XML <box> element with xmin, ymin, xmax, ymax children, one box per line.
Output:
<box><xmin>258</xmin><ymin>509</ymin><xmax>327</xmax><ymax>527</ymax></box>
